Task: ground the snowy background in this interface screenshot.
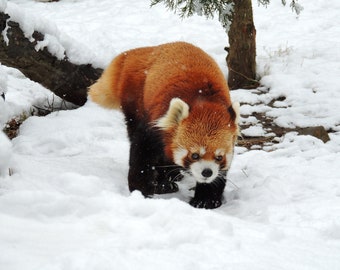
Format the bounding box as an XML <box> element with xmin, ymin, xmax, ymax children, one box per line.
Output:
<box><xmin>1</xmin><ymin>0</ymin><xmax>340</xmax><ymax>269</ymax></box>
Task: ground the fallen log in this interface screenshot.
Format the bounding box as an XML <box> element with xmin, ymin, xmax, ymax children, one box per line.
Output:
<box><xmin>0</xmin><ymin>11</ymin><xmax>102</xmax><ymax>106</ymax></box>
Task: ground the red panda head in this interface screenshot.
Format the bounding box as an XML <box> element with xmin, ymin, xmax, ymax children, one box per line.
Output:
<box><xmin>156</xmin><ymin>98</ymin><xmax>240</xmax><ymax>184</ymax></box>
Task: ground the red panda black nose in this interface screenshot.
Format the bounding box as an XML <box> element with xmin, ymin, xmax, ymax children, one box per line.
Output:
<box><xmin>202</xmin><ymin>168</ymin><xmax>213</xmax><ymax>178</ymax></box>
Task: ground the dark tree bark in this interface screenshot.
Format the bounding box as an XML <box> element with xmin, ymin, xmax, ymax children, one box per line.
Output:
<box><xmin>227</xmin><ymin>0</ymin><xmax>258</xmax><ymax>89</ymax></box>
<box><xmin>0</xmin><ymin>11</ymin><xmax>102</xmax><ymax>106</ymax></box>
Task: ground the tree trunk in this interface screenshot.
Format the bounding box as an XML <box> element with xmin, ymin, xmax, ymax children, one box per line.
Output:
<box><xmin>0</xmin><ymin>11</ymin><xmax>102</xmax><ymax>106</ymax></box>
<box><xmin>227</xmin><ymin>0</ymin><xmax>258</xmax><ymax>89</ymax></box>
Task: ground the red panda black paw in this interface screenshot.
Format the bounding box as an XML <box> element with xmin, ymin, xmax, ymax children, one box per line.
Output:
<box><xmin>154</xmin><ymin>181</ymin><xmax>179</xmax><ymax>194</ymax></box>
<box><xmin>189</xmin><ymin>198</ymin><xmax>222</xmax><ymax>209</ymax></box>
<box><xmin>170</xmin><ymin>173</ymin><xmax>184</xmax><ymax>182</ymax></box>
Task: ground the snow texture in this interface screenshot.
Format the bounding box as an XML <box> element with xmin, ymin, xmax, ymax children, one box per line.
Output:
<box><xmin>0</xmin><ymin>64</ymin><xmax>7</xmax><ymax>96</ymax></box>
<box><xmin>0</xmin><ymin>130</ymin><xmax>11</xmax><ymax>176</ymax></box>
<box><xmin>0</xmin><ymin>0</ymin><xmax>6</xmax><ymax>11</ymax></box>
<box><xmin>1</xmin><ymin>0</ymin><xmax>99</xmax><ymax>66</ymax></box>
<box><xmin>0</xmin><ymin>0</ymin><xmax>340</xmax><ymax>269</ymax></box>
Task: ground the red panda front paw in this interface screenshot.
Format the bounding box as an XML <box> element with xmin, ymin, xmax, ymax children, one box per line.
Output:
<box><xmin>154</xmin><ymin>181</ymin><xmax>179</xmax><ymax>194</ymax></box>
<box><xmin>189</xmin><ymin>198</ymin><xmax>222</xmax><ymax>209</ymax></box>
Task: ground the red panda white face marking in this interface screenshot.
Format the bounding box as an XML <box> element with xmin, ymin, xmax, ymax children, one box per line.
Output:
<box><xmin>175</xmin><ymin>147</ymin><xmax>234</xmax><ymax>183</ymax></box>
<box><xmin>215</xmin><ymin>149</ymin><xmax>234</xmax><ymax>171</ymax></box>
<box><xmin>190</xmin><ymin>159</ymin><xmax>219</xmax><ymax>183</ymax></box>
<box><xmin>173</xmin><ymin>148</ymin><xmax>188</xmax><ymax>167</ymax></box>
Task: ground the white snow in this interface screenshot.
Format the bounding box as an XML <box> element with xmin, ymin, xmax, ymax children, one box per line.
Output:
<box><xmin>0</xmin><ymin>0</ymin><xmax>6</xmax><ymax>11</ymax></box>
<box><xmin>1</xmin><ymin>0</ymin><xmax>340</xmax><ymax>269</ymax></box>
<box><xmin>0</xmin><ymin>64</ymin><xmax>7</xmax><ymax>96</ymax></box>
<box><xmin>0</xmin><ymin>130</ymin><xmax>11</xmax><ymax>176</ymax></box>
<box><xmin>0</xmin><ymin>65</ymin><xmax>69</xmax><ymax>126</ymax></box>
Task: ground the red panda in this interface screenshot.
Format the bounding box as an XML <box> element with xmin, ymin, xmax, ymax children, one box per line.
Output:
<box><xmin>89</xmin><ymin>42</ymin><xmax>239</xmax><ymax>209</ymax></box>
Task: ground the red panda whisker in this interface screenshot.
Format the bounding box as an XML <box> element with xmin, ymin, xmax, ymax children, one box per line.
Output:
<box><xmin>211</xmin><ymin>178</ymin><xmax>223</xmax><ymax>189</ymax></box>
<box><xmin>180</xmin><ymin>169</ymin><xmax>192</xmax><ymax>177</ymax></box>
<box><xmin>226</xmin><ymin>178</ymin><xmax>239</xmax><ymax>189</ymax></box>
<box><xmin>166</xmin><ymin>167</ymin><xmax>182</xmax><ymax>176</ymax></box>
<box><xmin>172</xmin><ymin>172</ymin><xmax>184</xmax><ymax>182</ymax></box>
<box><xmin>217</xmin><ymin>171</ymin><xmax>227</xmax><ymax>179</ymax></box>
<box><xmin>155</xmin><ymin>164</ymin><xmax>182</xmax><ymax>168</ymax></box>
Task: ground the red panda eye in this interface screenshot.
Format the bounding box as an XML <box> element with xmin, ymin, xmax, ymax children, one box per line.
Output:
<box><xmin>215</xmin><ymin>155</ymin><xmax>223</xmax><ymax>162</ymax></box>
<box><xmin>191</xmin><ymin>153</ymin><xmax>200</xmax><ymax>160</ymax></box>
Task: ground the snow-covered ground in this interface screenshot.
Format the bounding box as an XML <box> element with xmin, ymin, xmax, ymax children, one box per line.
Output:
<box><xmin>1</xmin><ymin>0</ymin><xmax>340</xmax><ymax>269</ymax></box>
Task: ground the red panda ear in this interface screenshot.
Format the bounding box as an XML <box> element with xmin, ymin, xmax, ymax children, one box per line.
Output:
<box><xmin>228</xmin><ymin>102</ymin><xmax>240</xmax><ymax>135</ymax></box>
<box><xmin>156</xmin><ymin>98</ymin><xmax>189</xmax><ymax>130</ymax></box>
<box><xmin>228</xmin><ymin>102</ymin><xmax>240</xmax><ymax>125</ymax></box>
